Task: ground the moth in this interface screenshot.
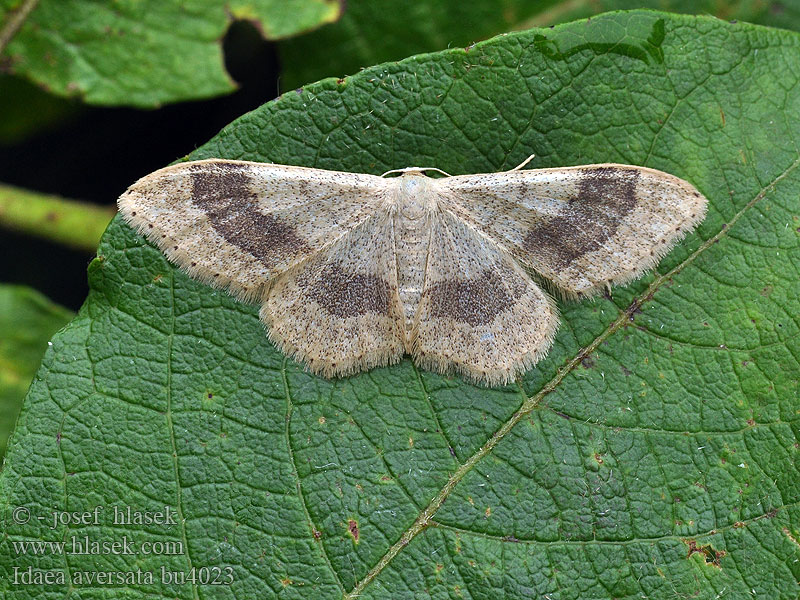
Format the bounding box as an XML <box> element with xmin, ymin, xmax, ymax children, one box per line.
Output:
<box><xmin>118</xmin><ymin>158</ymin><xmax>707</xmax><ymax>386</ymax></box>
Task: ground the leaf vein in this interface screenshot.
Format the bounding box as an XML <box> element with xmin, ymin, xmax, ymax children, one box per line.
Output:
<box><xmin>281</xmin><ymin>357</ymin><xmax>345</xmax><ymax>594</ymax></box>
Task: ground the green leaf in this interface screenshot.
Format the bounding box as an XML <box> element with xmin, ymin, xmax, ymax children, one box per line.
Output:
<box><xmin>548</xmin><ymin>0</ymin><xmax>800</xmax><ymax>32</ymax></box>
<box><xmin>0</xmin><ymin>285</ymin><xmax>72</xmax><ymax>461</ymax></box>
<box><xmin>2</xmin><ymin>10</ymin><xmax>799</xmax><ymax>598</ymax></box>
<box><xmin>279</xmin><ymin>0</ymin><xmax>800</xmax><ymax>90</ymax></box>
<box><xmin>0</xmin><ymin>0</ymin><xmax>343</xmax><ymax>107</ymax></box>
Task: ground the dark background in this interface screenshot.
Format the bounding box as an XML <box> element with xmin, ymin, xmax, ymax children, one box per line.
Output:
<box><xmin>0</xmin><ymin>23</ymin><xmax>281</xmax><ymax>312</ymax></box>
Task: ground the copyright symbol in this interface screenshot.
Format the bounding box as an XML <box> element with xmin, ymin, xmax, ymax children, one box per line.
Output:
<box><xmin>12</xmin><ymin>507</ymin><xmax>30</xmax><ymax>524</ymax></box>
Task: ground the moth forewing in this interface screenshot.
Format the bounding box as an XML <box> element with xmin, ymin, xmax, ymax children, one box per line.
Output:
<box><xmin>439</xmin><ymin>163</ymin><xmax>708</xmax><ymax>298</ymax></box>
<box><xmin>118</xmin><ymin>159</ymin><xmax>387</xmax><ymax>303</ymax></box>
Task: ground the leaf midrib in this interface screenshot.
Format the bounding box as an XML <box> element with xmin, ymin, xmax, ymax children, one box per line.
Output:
<box><xmin>283</xmin><ymin>357</ymin><xmax>347</xmax><ymax>595</ymax></box>
<box><xmin>339</xmin><ymin>145</ymin><xmax>800</xmax><ymax>599</ymax></box>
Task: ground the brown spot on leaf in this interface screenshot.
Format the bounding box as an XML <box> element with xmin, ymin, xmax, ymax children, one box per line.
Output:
<box><xmin>428</xmin><ymin>270</ymin><xmax>524</xmax><ymax>326</ymax></box>
<box><xmin>191</xmin><ymin>163</ymin><xmax>308</xmax><ymax>266</ymax></box>
<box><xmin>684</xmin><ymin>539</ymin><xmax>726</xmax><ymax>567</ymax></box>
<box><xmin>523</xmin><ymin>167</ymin><xmax>639</xmax><ymax>267</ymax></box>
<box><xmin>348</xmin><ymin>519</ymin><xmax>359</xmax><ymax>543</ymax></box>
<box><xmin>626</xmin><ymin>298</ymin><xmax>644</xmax><ymax>321</ymax></box>
<box><xmin>301</xmin><ymin>263</ymin><xmax>391</xmax><ymax>318</ymax></box>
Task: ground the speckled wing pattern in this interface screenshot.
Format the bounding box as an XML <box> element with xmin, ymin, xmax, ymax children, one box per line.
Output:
<box><xmin>262</xmin><ymin>211</ymin><xmax>406</xmax><ymax>378</ymax></box>
<box><xmin>440</xmin><ymin>164</ymin><xmax>707</xmax><ymax>297</ymax></box>
<box><xmin>411</xmin><ymin>210</ymin><xmax>558</xmax><ymax>385</ymax></box>
<box><xmin>118</xmin><ymin>159</ymin><xmax>708</xmax><ymax>386</ymax></box>
<box><xmin>118</xmin><ymin>159</ymin><xmax>385</xmax><ymax>303</ymax></box>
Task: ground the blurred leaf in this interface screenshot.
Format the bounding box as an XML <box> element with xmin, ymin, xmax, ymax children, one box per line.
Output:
<box><xmin>550</xmin><ymin>1</ymin><xmax>800</xmax><ymax>31</ymax></box>
<box><xmin>0</xmin><ymin>0</ymin><xmax>343</xmax><ymax>107</ymax></box>
<box><xmin>280</xmin><ymin>0</ymin><xmax>800</xmax><ymax>89</ymax></box>
<box><xmin>2</xmin><ymin>10</ymin><xmax>799</xmax><ymax>599</ymax></box>
<box><xmin>0</xmin><ymin>285</ymin><xmax>72</xmax><ymax>461</ymax></box>
<box><xmin>279</xmin><ymin>0</ymin><xmax>564</xmax><ymax>90</ymax></box>
<box><xmin>0</xmin><ymin>75</ymin><xmax>78</xmax><ymax>145</ymax></box>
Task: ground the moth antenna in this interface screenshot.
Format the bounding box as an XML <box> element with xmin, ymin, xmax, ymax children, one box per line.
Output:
<box><xmin>508</xmin><ymin>153</ymin><xmax>536</xmax><ymax>171</ymax></box>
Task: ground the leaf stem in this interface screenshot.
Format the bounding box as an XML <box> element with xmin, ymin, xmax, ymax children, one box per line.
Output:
<box><xmin>0</xmin><ymin>0</ymin><xmax>40</xmax><ymax>55</ymax></box>
<box><xmin>0</xmin><ymin>182</ymin><xmax>114</xmax><ymax>252</ymax></box>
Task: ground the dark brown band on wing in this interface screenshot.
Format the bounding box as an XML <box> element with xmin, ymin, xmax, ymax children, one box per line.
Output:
<box><xmin>522</xmin><ymin>167</ymin><xmax>639</xmax><ymax>268</ymax></box>
<box><xmin>428</xmin><ymin>269</ymin><xmax>526</xmax><ymax>327</ymax></box>
<box><xmin>190</xmin><ymin>163</ymin><xmax>308</xmax><ymax>265</ymax></box>
<box><xmin>301</xmin><ymin>264</ymin><xmax>391</xmax><ymax>318</ymax></box>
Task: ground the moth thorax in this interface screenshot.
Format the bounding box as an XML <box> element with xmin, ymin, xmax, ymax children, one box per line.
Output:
<box><xmin>397</xmin><ymin>174</ymin><xmax>436</xmax><ymax>223</ymax></box>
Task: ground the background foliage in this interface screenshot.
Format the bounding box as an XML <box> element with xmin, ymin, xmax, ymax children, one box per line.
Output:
<box><xmin>1</xmin><ymin>1</ymin><xmax>799</xmax><ymax>599</ymax></box>
<box><xmin>0</xmin><ymin>286</ymin><xmax>72</xmax><ymax>458</ymax></box>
